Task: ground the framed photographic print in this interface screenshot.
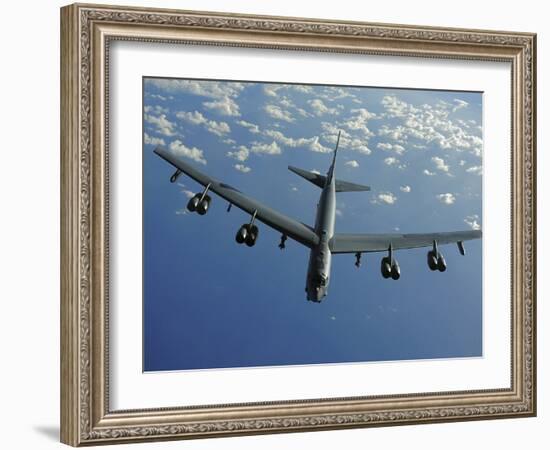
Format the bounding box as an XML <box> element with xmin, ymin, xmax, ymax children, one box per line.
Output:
<box><xmin>60</xmin><ymin>3</ymin><xmax>536</xmax><ymax>446</ymax></box>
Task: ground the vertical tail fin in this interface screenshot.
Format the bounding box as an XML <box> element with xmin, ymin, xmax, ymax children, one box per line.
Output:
<box><xmin>328</xmin><ymin>130</ymin><xmax>341</xmax><ymax>181</ymax></box>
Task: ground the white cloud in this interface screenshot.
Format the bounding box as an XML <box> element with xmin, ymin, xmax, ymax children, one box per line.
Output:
<box><xmin>400</xmin><ymin>185</ymin><xmax>411</xmax><ymax>193</ymax></box>
<box><xmin>264</xmin><ymin>104</ymin><xmax>294</xmax><ymax>122</ymax></box>
<box><xmin>466</xmin><ymin>165</ymin><xmax>483</xmax><ymax>175</ymax></box>
<box><xmin>146</xmin><ymin>93</ymin><xmax>169</xmax><ymax>101</ymax></box>
<box><xmin>370</xmin><ymin>192</ymin><xmax>398</xmax><ymax>205</ymax></box>
<box><xmin>263</xmin><ymin>85</ymin><xmax>283</xmax><ymax>97</ymax></box>
<box><xmin>308</xmin><ymin>98</ymin><xmax>339</xmax><ymax>116</ymax></box>
<box><xmin>464</xmin><ymin>214</ymin><xmax>481</xmax><ymax>230</ymax></box>
<box><xmin>144</xmin><ymin>104</ymin><xmax>169</xmax><ymax>115</ymax></box>
<box><xmin>310</xmin><ymin>136</ymin><xmax>331</xmax><ymax>153</ymax></box>
<box><xmin>279</xmin><ymin>97</ymin><xmax>295</xmax><ymax>109</ymax></box>
<box><xmin>144</xmin><ymin>132</ymin><xmax>165</xmax><ymax>146</ymax></box>
<box><xmin>320</xmin><ymin>123</ymin><xmax>372</xmax><ymax>155</ymax></box>
<box><xmin>423</xmin><ymin>169</ymin><xmax>435</xmax><ymax>176</ymax></box>
<box><xmin>234</xmin><ymin>164</ymin><xmax>251</xmax><ymax>173</ymax></box>
<box><xmin>318</xmin><ymin>86</ymin><xmax>358</xmax><ymax>102</ymax></box>
<box><xmin>377</xmin><ymin>192</ymin><xmax>397</xmax><ymax>205</ymax></box>
<box><xmin>381</xmin><ymin>95</ymin><xmax>412</xmax><ymax>117</ymax></box>
<box><xmin>335</xmin><ymin>209</ymin><xmax>343</xmax><ymax>217</ymax></box>
<box><xmin>383</xmin><ymin>157</ymin><xmax>406</xmax><ymax>170</ymax></box>
<box><xmin>176</xmin><ymin>111</ymin><xmax>230</xmax><ymax>136</ymax></box>
<box><xmin>144</xmin><ymin>113</ymin><xmax>176</xmax><ymax>136</ymax></box>
<box><xmin>452</xmin><ymin>99</ymin><xmax>469</xmax><ymax>112</ymax></box>
<box><xmin>378</xmin><ymin>124</ymin><xmax>407</xmax><ymax>143</ymax></box>
<box><xmin>147</xmin><ymin>79</ymin><xmax>245</xmax><ymax>125</ymax></box>
<box><xmin>203</xmin><ymin>97</ymin><xmax>240</xmax><ymax>116</ymax></box>
<box><xmin>437</xmin><ymin>193</ymin><xmax>456</xmax><ymax>205</ymax></box>
<box><xmin>377</xmin><ymin>142</ymin><xmax>405</xmax><ymax>155</ymax></box>
<box><xmin>250</xmin><ymin>141</ymin><xmax>282</xmax><ymax>155</ymax></box>
<box><xmin>308</xmin><ymin>136</ymin><xmax>332</xmax><ymax>153</ymax></box>
<box><xmin>459</xmin><ymin>159</ymin><xmax>466</xmax><ymax>166</ymax></box>
<box><xmin>379</xmin><ymin>95</ymin><xmax>483</xmax><ymax>157</ymax></box>
<box><xmin>292</xmin><ymin>85</ymin><xmax>313</xmax><ymax>94</ymax></box>
<box><xmin>169</xmin><ymin>140</ymin><xmax>207</xmax><ymax>165</ymax></box>
<box><xmin>264</xmin><ymin>129</ymin><xmax>309</xmax><ymax>147</ymax></box>
<box><xmin>432</xmin><ymin>156</ymin><xmax>450</xmax><ymax>172</ymax></box>
<box><xmin>181</xmin><ymin>189</ymin><xmax>195</xmax><ymax>198</ymax></box>
<box><xmin>237</xmin><ymin>120</ymin><xmax>260</xmax><ymax>134</ymax></box>
<box><xmin>263</xmin><ymin>130</ymin><xmax>332</xmax><ymax>153</ymax></box>
<box><xmin>345</xmin><ymin>108</ymin><xmax>376</xmax><ymax>137</ymax></box>
<box><xmin>296</xmin><ymin>107</ymin><xmax>312</xmax><ymax>118</ymax></box>
<box><xmin>146</xmin><ymin>78</ymin><xmax>245</xmax><ymax>100</ymax></box>
<box><xmin>345</xmin><ymin>160</ymin><xmax>359</xmax><ymax>168</ymax></box>
<box><xmin>377</xmin><ymin>143</ymin><xmax>392</xmax><ymax>151</ymax></box>
<box><xmin>227</xmin><ymin>145</ymin><xmax>250</xmax><ymax>162</ymax></box>
<box><xmin>347</xmin><ymin>138</ymin><xmax>371</xmax><ymax>155</ymax></box>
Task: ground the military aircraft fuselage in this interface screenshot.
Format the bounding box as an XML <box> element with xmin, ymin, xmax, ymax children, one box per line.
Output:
<box><xmin>154</xmin><ymin>128</ymin><xmax>481</xmax><ymax>304</ymax></box>
<box><xmin>306</xmin><ymin>169</ymin><xmax>336</xmax><ymax>302</ymax></box>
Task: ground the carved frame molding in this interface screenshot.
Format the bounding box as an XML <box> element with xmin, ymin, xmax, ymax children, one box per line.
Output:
<box><xmin>60</xmin><ymin>3</ymin><xmax>536</xmax><ymax>446</ymax></box>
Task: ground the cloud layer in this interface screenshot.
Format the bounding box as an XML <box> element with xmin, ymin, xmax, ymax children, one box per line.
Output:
<box><xmin>143</xmin><ymin>78</ymin><xmax>482</xmax><ymax>226</ymax></box>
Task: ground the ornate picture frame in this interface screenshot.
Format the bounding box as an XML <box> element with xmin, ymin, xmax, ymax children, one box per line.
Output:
<box><xmin>60</xmin><ymin>3</ymin><xmax>536</xmax><ymax>446</ymax></box>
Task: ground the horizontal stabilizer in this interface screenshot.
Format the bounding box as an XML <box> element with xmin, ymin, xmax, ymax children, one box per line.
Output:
<box><xmin>288</xmin><ymin>166</ymin><xmax>370</xmax><ymax>192</ymax></box>
<box><xmin>288</xmin><ymin>166</ymin><xmax>326</xmax><ymax>189</ymax></box>
<box><xmin>335</xmin><ymin>180</ymin><xmax>371</xmax><ymax>192</ymax></box>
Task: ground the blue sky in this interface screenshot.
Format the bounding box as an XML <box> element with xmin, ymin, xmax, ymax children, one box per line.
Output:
<box><xmin>142</xmin><ymin>77</ymin><xmax>483</xmax><ymax>372</ymax></box>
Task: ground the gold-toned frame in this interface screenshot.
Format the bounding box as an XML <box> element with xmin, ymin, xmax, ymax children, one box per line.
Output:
<box><xmin>60</xmin><ymin>3</ymin><xmax>536</xmax><ymax>446</ymax></box>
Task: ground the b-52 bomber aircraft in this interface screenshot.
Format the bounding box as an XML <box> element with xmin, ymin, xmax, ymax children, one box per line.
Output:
<box><xmin>154</xmin><ymin>131</ymin><xmax>481</xmax><ymax>302</ymax></box>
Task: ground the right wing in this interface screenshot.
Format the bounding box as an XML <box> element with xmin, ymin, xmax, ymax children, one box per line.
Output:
<box><xmin>330</xmin><ymin>230</ymin><xmax>481</xmax><ymax>254</ymax></box>
<box><xmin>154</xmin><ymin>146</ymin><xmax>319</xmax><ymax>248</ymax></box>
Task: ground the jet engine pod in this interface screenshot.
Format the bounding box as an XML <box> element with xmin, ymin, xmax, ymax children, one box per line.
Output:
<box><xmin>196</xmin><ymin>195</ymin><xmax>211</xmax><ymax>215</ymax></box>
<box><xmin>235</xmin><ymin>224</ymin><xmax>248</xmax><ymax>244</ymax></box>
<box><xmin>380</xmin><ymin>256</ymin><xmax>392</xmax><ymax>279</ymax></box>
<box><xmin>427</xmin><ymin>250</ymin><xmax>438</xmax><ymax>271</ymax></box>
<box><xmin>391</xmin><ymin>261</ymin><xmax>400</xmax><ymax>280</ymax></box>
<box><xmin>437</xmin><ymin>254</ymin><xmax>447</xmax><ymax>272</ymax></box>
<box><xmin>245</xmin><ymin>224</ymin><xmax>259</xmax><ymax>247</ymax></box>
<box><xmin>187</xmin><ymin>194</ymin><xmax>200</xmax><ymax>212</ymax></box>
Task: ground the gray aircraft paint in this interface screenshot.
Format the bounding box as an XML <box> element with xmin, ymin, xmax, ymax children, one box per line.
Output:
<box><xmin>305</xmin><ymin>132</ymin><xmax>340</xmax><ymax>301</ymax></box>
<box><xmin>154</xmin><ymin>131</ymin><xmax>481</xmax><ymax>303</ymax></box>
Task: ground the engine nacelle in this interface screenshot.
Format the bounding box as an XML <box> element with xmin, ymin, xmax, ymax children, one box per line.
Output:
<box><xmin>380</xmin><ymin>256</ymin><xmax>391</xmax><ymax>279</ymax></box>
<box><xmin>235</xmin><ymin>224</ymin><xmax>259</xmax><ymax>246</ymax></box>
<box><xmin>391</xmin><ymin>261</ymin><xmax>400</xmax><ymax>280</ymax></box>
<box><xmin>437</xmin><ymin>254</ymin><xmax>447</xmax><ymax>272</ymax></box>
<box><xmin>427</xmin><ymin>250</ymin><xmax>438</xmax><ymax>271</ymax></box>
<box><xmin>235</xmin><ymin>224</ymin><xmax>248</xmax><ymax>244</ymax></box>
<box><xmin>187</xmin><ymin>194</ymin><xmax>200</xmax><ymax>212</ymax></box>
<box><xmin>245</xmin><ymin>224</ymin><xmax>259</xmax><ymax>247</ymax></box>
<box><xmin>196</xmin><ymin>195</ymin><xmax>211</xmax><ymax>215</ymax></box>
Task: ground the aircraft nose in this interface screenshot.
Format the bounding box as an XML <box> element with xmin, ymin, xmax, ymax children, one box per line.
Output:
<box><xmin>307</xmin><ymin>286</ymin><xmax>326</xmax><ymax>302</ymax></box>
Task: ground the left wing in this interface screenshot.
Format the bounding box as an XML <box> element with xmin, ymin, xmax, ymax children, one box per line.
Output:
<box><xmin>330</xmin><ymin>230</ymin><xmax>481</xmax><ymax>254</ymax></box>
<box><xmin>154</xmin><ymin>146</ymin><xmax>319</xmax><ymax>248</ymax></box>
